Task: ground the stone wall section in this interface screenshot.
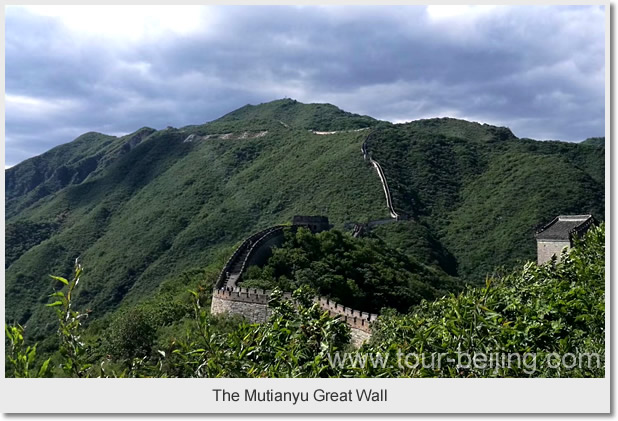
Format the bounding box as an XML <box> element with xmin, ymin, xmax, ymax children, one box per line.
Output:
<box><xmin>215</xmin><ymin>225</ymin><xmax>287</xmax><ymax>289</ymax></box>
<box><xmin>216</xmin><ymin>219</ymin><xmax>332</xmax><ymax>290</ymax></box>
<box><xmin>349</xmin><ymin>328</ymin><xmax>371</xmax><ymax>347</ymax></box>
<box><xmin>537</xmin><ymin>240</ymin><xmax>570</xmax><ymax>264</ymax></box>
<box><xmin>211</xmin><ymin>294</ymin><xmax>272</xmax><ymax>323</ymax></box>
<box><xmin>211</xmin><ymin>287</ymin><xmax>377</xmax><ymax>345</ymax></box>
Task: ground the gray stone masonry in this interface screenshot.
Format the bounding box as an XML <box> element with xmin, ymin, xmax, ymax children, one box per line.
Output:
<box><xmin>211</xmin><ymin>287</ymin><xmax>376</xmax><ymax>346</ymax></box>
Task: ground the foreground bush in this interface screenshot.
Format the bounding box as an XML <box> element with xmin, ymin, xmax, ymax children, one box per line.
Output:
<box><xmin>358</xmin><ymin>224</ymin><xmax>605</xmax><ymax>377</ymax></box>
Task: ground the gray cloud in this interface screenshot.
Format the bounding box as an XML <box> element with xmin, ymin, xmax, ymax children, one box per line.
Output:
<box><xmin>6</xmin><ymin>5</ymin><xmax>605</xmax><ymax>165</ymax></box>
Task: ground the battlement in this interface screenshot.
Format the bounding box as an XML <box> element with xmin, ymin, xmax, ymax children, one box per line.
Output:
<box><xmin>212</xmin><ymin>287</ymin><xmax>376</xmax><ymax>333</ymax></box>
<box><xmin>212</xmin><ymin>287</ymin><xmax>294</xmax><ymax>304</ymax></box>
<box><xmin>317</xmin><ymin>296</ymin><xmax>377</xmax><ymax>322</ymax></box>
<box><xmin>324</xmin><ymin>311</ymin><xmax>374</xmax><ymax>332</ymax></box>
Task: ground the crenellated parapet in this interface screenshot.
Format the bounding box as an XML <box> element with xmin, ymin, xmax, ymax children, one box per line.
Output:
<box><xmin>211</xmin><ymin>287</ymin><xmax>377</xmax><ymax>335</ymax></box>
<box><xmin>317</xmin><ymin>297</ymin><xmax>377</xmax><ymax>324</ymax></box>
<box><xmin>212</xmin><ymin>287</ymin><xmax>292</xmax><ymax>305</ymax></box>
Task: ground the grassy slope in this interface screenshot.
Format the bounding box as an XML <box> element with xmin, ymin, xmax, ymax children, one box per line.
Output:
<box><xmin>214</xmin><ymin>98</ymin><xmax>377</xmax><ymax>130</ymax></box>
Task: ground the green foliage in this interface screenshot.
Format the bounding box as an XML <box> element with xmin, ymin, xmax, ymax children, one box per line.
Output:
<box><xmin>406</xmin><ymin>117</ymin><xmax>516</xmax><ymax>143</ymax></box>
<box><xmin>46</xmin><ymin>260</ymin><xmax>93</xmax><ymax>377</ymax></box>
<box><xmin>243</xmin><ymin>227</ymin><xmax>457</xmax><ymax>314</ymax></box>
<box><xmin>6</xmin><ymin>220</ymin><xmax>58</xmax><ymax>268</ymax></box>
<box><xmin>356</xmin><ymin>224</ymin><xmax>605</xmax><ymax>377</ymax></box>
<box><xmin>580</xmin><ymin>137</ymin><xmax>604</xmax><ymax>148</ymax></box>
<box><xmin>5</xmin><ymin>324</ymin><xmax>51</xmax><ymax>378</ymax></box>
<box><xmin>104</xmin><ymin>307</ymin><xmax>158</xmax><ymax>362</ymax></box>
<box><xmin>103</xmin><ymin>295</ymin><xmax>191</xmax><ymax>362</ymax></box>
<box><xmin>372</xmin><ymin>221</ymin><xmax>458</xmax><ymax>275</ymax></box>
<box><xmin>5</xmin><ymin>261</ymin><xmax>90</xmax><ymax>378</ymax></box>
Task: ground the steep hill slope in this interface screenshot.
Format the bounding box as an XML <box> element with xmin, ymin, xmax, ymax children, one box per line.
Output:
<box><xmin>581</xmin><ymin>137</ymin><xmax>605</xmax><ymax>148</ymax></box>
<box><xmin>6</xmin><ymin>128</ymin><xmax>156</xmax><ymax>218</ymax></box>
<box><xmin>366</xmin><ymin>122</ymin><xmax>604</xmax><ymax>279</ymax></box>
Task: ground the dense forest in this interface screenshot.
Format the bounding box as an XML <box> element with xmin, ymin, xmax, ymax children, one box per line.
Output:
<box><xmin>241</xmin><ymin>227</ymin><xmax>459</xmax><ymax>314</ymax></box>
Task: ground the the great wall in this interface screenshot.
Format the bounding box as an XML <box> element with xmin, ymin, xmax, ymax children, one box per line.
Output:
<box><xmin>361</xmin><ymin>139</ymin><xmax>400</xmax><ymax>220</ymax></box>
<box><xmin>207</xmin><ymin>127</ymin><xmax>589</xmax><ymax>349</ymax></box>
<box><xmin>211</xmin><ymin>215</ymin><xmax>377</xmax><ymax>346</ymax></box>
<box><xmin>215</xmin><ymin>224</ymin><xmax>289</xmax><ymax>289</ymax></box>
<box><xmin>211</xmin><ymin>287</ymin><xmax>377</xmax><ymax>346</ymax></box>
<box><xmin>210</xmin><ymin>134</ymin><xmax>400</xmax><ymax>347</ymax></box>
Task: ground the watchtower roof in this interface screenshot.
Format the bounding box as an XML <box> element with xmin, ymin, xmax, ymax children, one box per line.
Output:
<box><xmin>535</xmin><ymin>215</ymin><xmax>595</xmax><ymax>241</ymax></box>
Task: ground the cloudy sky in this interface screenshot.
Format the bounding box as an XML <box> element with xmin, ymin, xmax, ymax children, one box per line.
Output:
<box><xmin>6</xmin><ymin>5</ymin><xmax>605</xmax><ymax>167</ymax></box>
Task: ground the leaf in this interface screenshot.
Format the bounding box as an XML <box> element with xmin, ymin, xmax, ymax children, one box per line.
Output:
<box><xmin>46</xmin><ymin>301</ymin><xmax>63</xmax><ymax>307</ymax></box>
<box><xmin>27</xmin><ymin>347</ymin><xmax>37</xmax><ymax>364</ymax></box>
<box><xmin>38</xmin><ymin>358</ymin><xmax>51</xmax><ymax>377</ymax></box>
<box><xmin>5</xmin><ymin>325</ymin><xmax>14</xmax><ymax>342</ymax></box>
<box><xmin>49</xmin><ymin>275</ymin><xmax>69</xmax><ymax>286</ymax></box>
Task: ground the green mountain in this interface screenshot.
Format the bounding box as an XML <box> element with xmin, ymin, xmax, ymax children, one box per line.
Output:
<box><xmin>581</xmin><ymin>136</ymin><xmax>605</xmax><ymax>148</ymax></box>
<box><xmin>5</xmin><ymin>99</ymin><xmax>605</xmax><ymax>344</ymax></box>
<box><xmin>214</xmin><ymin>99</ymin><xmax>377</xmax><ymax>130</ymax></box>
<box><xmin>365</xmin><ymin>119</ymin><xmax>604</xmax><ymax>279</ymax></box>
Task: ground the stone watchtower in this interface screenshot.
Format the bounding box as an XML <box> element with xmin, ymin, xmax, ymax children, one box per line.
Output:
<box><xmin>535</xmin><ymin>215</ymin><xmax>596</xmax><ymax>264</ymax></box>
<box><xmin>291</xmin><ymin>215</ymin><xmax>332</xmax><ymax>233</ymax></box>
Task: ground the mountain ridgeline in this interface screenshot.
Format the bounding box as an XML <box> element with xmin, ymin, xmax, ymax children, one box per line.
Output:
<box><xmin>5</xmin><ymin>99</ymin><xmax>604</xmax><ymax>343</ymax></box>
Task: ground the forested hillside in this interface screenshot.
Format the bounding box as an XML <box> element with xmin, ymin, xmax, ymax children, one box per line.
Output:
<box><xmin>5</xmin><ymin>99</ymin><xmax>605</xmax><ymax>350</ymax></box>
<box><xmin>366</xmin><ymin>119</ymin><xmax>604</xmax><ymax>279</ymax></box>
